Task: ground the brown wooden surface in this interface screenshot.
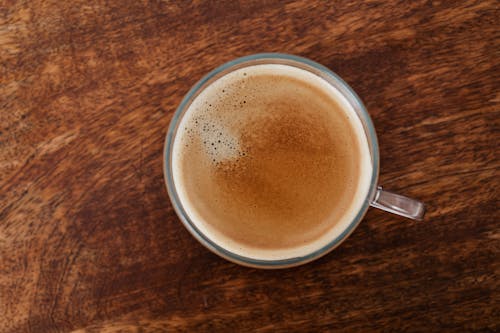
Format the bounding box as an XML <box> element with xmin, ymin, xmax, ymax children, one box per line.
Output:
<box><xmin>1</xmin><ymin>1</ymin><xmax>499</xmax><ymax>332</ymax></box>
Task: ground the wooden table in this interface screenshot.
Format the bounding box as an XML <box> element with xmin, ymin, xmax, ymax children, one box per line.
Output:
<box><xmin>1</xmin><ymin>1</ymin><xmax>498</xmax><ymax>332</ymax></box>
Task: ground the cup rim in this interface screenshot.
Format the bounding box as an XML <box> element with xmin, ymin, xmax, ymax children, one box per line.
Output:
<box><xmin>163</xmin><ymin>53</ymin><xmax>380</xmax><ymax>268</ymax></box>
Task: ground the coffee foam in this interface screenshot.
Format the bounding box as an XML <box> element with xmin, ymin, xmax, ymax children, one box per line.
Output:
<box><xmin>172</xmin><ymin>64</ymin><xmax>373</xmax><ymax>261</ymax></box>
<box><xmin>180</xmin><ymin>117</ymin><xmax>244</xmax><ymax>163</ymax></box>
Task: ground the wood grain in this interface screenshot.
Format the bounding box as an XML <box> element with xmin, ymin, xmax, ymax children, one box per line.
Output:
<box><xmin>1</xmin><ymin>0</ymin><xmax>499</xmax><ymax>332</ymax></box>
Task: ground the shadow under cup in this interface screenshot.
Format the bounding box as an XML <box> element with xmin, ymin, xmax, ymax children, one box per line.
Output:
<box><xmin>163</xmin><ymin>53</ymin><xmax>380</xmax><ymax>268</ymax></box>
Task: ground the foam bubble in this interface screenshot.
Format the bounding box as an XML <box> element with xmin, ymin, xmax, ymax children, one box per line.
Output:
<box><xmin>189</xmin><ymin>117</ymin><xmax>242</xmax><ymax>163</ymax></box>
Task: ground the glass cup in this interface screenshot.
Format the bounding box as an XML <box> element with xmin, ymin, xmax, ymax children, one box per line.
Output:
<box><xmin>163</xmin><ymin>53</ymin><xmax>425</xmax><ymax>269</ymax></box>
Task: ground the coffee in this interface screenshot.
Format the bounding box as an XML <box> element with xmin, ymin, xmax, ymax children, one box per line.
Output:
<box><xmin>171</xmin><ymin>64</ymin><xmax>372</xmax><ymax>260</ymax></box>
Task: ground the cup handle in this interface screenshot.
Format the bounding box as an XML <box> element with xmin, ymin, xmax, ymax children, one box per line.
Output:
<box><xmin>370</xmin><ymin>186</ymin><xmax>426</xmax><ymax>220</ymax></box>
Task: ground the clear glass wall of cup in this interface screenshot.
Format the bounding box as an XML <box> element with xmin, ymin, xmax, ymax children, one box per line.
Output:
<box><xmin>163</xmin><ymin>53</ymin><xmax>425</xmax><ymax>268</ymax></box>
